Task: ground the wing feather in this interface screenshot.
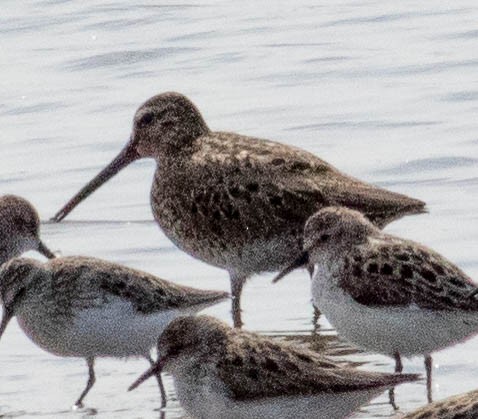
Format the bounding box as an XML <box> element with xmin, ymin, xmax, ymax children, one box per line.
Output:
<box><xmin>340</xmin><ymin>237</ymin><xmax>478</xmax><ymax>310</ymax></box>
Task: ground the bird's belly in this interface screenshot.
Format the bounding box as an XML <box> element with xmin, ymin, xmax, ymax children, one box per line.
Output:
<box><xmin>175</xmin><ymin>373</ymin><xmax>386</xmax><ymax>419</ymax></box>
<box><xmin>17</xmin><ymin>298</ymin><xmax>196</xmax><ymax>359</ymax></box>
<box><xmin>17</xmin><ymin>312</ymin><xmax>71</xmax><ymax>357</ymax></box>
<box><xmin>312</xmin><ymin>274</ymin><xmax>478</xmax><ymax>357</ymax></box>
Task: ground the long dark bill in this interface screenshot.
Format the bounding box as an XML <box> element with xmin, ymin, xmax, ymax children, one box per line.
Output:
<box><xmin>128</xmin><ymin>358</ymin><xmax>165</xmax><ymax>392</ymax></box>
<box><xmin>0</xmin><ymin>306</ymin><xmax>14</xmax><ymax>341</ymax></box>
<box><xmin>37</xmin><ymin>240</ymin><xmax>56</xmax><ymax>259</ymax></box>
<box><xmin>51</xmin><ymin>140</ymin><xmax>139</xmax><ymax>222</ymax></box>
<box><xmin>272</xmin><ymin>251</ymin><xmax>309</xmax><ymax>284</ymax></box>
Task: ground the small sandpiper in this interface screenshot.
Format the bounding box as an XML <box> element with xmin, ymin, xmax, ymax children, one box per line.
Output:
<box><xmin>0</xmin><ymin>256</ymin><xmax>228</xmax><ymax>408</ymax></box>
<box><xmin>273</xmin><ymin>206</ymin><xmax>478</xmax><ymax>404</ymax></box>
<box><xmin>128</xmin><ymin>315</ymin><xmax>418</xmax><ymax>419</ymax></box>
<box><xmin>0</xmin><ymin>194</ymin><xmax>55</xmax><ymax>263</ymax></box>
<box><xmin>404</xmin><ymin>388</ymin><xmax>478</xmax><ymax>418</ymax></box>
<box><xmin>51</xmin><ymin>92</ymin><xmax>426</xmax><ymax>328</ymax></box>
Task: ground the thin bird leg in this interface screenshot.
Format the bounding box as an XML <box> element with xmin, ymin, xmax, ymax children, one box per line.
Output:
<box><xmin>307</xmin><ymin>264</ymin><xmax>314</xmax><ymax>279</ymax></box>
<box><xmin>146</xmin><ymin>354</ymin><xmax>167</xmax><ymax>408</ymax></box>
<box><xmin>230</xmin><ymin>273</ymin><xmax>246</xmax><ymax>329</ymax></box>
<box><xmin>425</xmin><ymin>355</ymin><xmax>433</xmax><ymax>403</ymax></box>
<box><xmin>312</xmin><ymin>304</ymin><xmax>321</xmax><ymax>331</ymax></box>
<box><xmin>308</xmin><ymin>264</ymin><xmax>321</xmax><ymax>323</ymax></box>
<box><xmin>75</xmin><ymin>357</ymin><xmax>96</xmax><ymax>408</ymax></box>
<box><xmin>394</xmin><ymin>352</ymin><xmax>403</xmax><ymax>373</ymax></box>
<box><xmin>389</xmin><ymin>352</ymin><xmax>402</xmax><ymax>410</ymax></box>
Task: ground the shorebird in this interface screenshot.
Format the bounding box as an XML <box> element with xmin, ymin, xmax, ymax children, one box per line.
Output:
<box><xmin>404</xmin><ymin>388</ymin><xmax>478</xmax><ymax>418</ymax></box>
<box><xmin>51</xmin><ymin>92</ymin><xmax>426</xmax><ymax>327</ymax></box>
<box><xmin>0</xmin><ymin>194</ymin><xmax>55</xmax><ymax>263</ymax></box>
<box><xmin>273</xmin><ymin>206</ymin><xmax>478</xmax><ymax>404</ymax></box>
<box><xmin>128</xmin><ymin>315</ymin><xmax>418</xmax><ymax>419</ymax></box>
<box><xmin>0</xmin><ymin>256</ymin><xmax>228</xmax><ymax>408</ymax></box>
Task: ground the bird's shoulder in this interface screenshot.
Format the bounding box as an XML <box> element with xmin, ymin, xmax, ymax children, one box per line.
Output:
<box><xmin>339</xmin><ymin>235</ymin><xmax>478</xmax><ymax>310</ymax></box>
<box><xmin>47</xmin><ymin>256</ymin><xmax>212</xmax><ymax>313</ymax></box>
<box><xmin>215</xmin><ymin>330</ymin><xmax>398</xmax><ymax>400</ymax></box>
<box><xmin>193</xmin><ymin>131</ymin><xmax>336</xmax><ymax>181</ymax></box>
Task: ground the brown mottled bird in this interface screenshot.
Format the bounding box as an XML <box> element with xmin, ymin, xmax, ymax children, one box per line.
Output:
<box><xmin>403</xmin><ymin>388</ymin><xmax>478</xmax><ymax>419</ymax></box>
<box><xmin>52</xmin><ymin>92</ymin><xmax>426</xmax><ymax>327</ymax></box>
<box><xmin>129</xmin><ymin>315</ymin><xmax>418</xmax><ymax>419</ymax></box>
<box><xmin>0</xmin><ymin>194</ymin><xmax>55</xmax><ymax>264</ymax></box>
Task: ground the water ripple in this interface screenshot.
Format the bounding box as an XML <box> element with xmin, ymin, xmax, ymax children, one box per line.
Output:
<box><xmin>375</xmin><ymin>156</ymin><xmax>477</xmax><ymax>175</ymax></box>
<box><xmin>63</xmin><ymin>47</ymin><xmax>199</xmax><ymax>70</ymax></box>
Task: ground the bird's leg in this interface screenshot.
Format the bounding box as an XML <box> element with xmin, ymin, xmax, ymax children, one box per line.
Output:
<box><xmin>425</xmin><ymin>355</ymin><xmax>433</xmax><ymax>403</ymax></box>
<box><xmin>230</xmin><ymin>273</ymin><xmax>246</xmax><ymax>329</ymax></box>
<box><xmin>307</xmin><ymin>264</ymin><xmax>322</xmax><ymax>327</ymax></box>
<box><xmin>74</xmin><ymin>357</ymin><xmax>96</xmax><ymax>408</ymax></box>
<box><xmin>394</xmin><ymin>352</ymin><xmax>403</xmax><ymax>373</ymax></box>
<box><xmin>145</xmin><ymin>354</ymin><xmax>167</xmax><ymax>408</ymax></box>
<box><xmin>312</xmin><ymin>304</ymin><xmax>321</xmax><ymax>331</ymax></box>
<box><xmin>388</xmin><ymin>352</ymin><xmax>402</xmax><ymax>410</ymax></box>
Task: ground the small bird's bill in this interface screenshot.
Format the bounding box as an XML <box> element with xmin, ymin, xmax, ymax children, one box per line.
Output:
<box><xmin>37</xmin><ymin>240</ymin><xmax>56</xmax><ymax>259</ymax></box>
<box><xmin>51</xmin><ymin>139</ymin><xmax>139</xmax><ymax>222</ymax></box>
<box><xmin>467</xmin><ymin>288</ymin><xmax>478</xmax><ymax>299</ymax></box>
<box><xmin>272</xmin><ymin>251</ymin><xmax>309</xmax><ymax>283</ymax></box>
<box><xmin>128</xmin><ymin>360</ymin><xmax>164</xmax><ymax>392</ymax></box>
<box><xmin>0</xmin><ymin>307</ymin><xmax>13</xmax><ymax>341</ymax></box>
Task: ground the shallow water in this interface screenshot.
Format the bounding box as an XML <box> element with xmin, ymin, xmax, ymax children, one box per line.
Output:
<box><xmin>1</xmin><ymin>1</ymin><xmax>478</xmax><ymax>417</ymax></box>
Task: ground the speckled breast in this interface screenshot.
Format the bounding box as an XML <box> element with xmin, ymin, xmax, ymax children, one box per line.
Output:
<box><xmin>150</xmin><ymin>165</ymin><xmax>307</xmax><ymax>275</ymax></box>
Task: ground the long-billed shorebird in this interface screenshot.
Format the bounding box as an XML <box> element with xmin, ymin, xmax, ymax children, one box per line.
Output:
<box><xmin>51</xmin><ymin>92</ymin><xmax>426</xmax><ymax>327</ymax></box>
<box><xmin>129</xmin><ymin>315</ymin><xmax>418</xmax><ymax>419</ymax></box>
<box><xmin>0</xmin><ymin>256</ymin><xmax>228</xmax><ymax>408</ymax></box>
<box><xmin>0</xmin><ymin>194</ymin><xmax>55</xmax><ymax>263</ymax></box>
<box><xmin>404</xmin><ymin>388</ymin><xmax>478</xmax><ymax>418</ymax></box>
<box><xmin>273</xmin><ymin>207</ymin><xmax>478</xmax><ymax>404</ymax></box>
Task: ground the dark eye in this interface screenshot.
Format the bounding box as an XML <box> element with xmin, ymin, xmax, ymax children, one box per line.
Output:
<box><xmin>319</xmin><ymin>234</ymin><xmax>330</xmax><ymax>242</ymax></box>
<box><xmin>138</xmin><ymin>112</ymin><xmax>153</xmax><ymax>127</ymax></box>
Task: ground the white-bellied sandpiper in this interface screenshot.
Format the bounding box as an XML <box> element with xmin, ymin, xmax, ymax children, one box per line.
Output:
<box><xmin>0</xmin><ymin>256</ymin><xmax>228</xmax><ymax>408</ymax></box>
<box><xmin>274</xmin><ymin>206</ymin><xmax>478</xmax><ymax>404</ymax></box>
<box><xmin>129</xmin><ymin>315</ymin><xmax>418</xmax><ymax>419</ymax></box>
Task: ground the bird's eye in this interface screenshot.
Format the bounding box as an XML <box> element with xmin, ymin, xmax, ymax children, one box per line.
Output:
<box><xmin>319</xmin><ymin>234</ymin><xmax>330</xmax><ymax>242</ymax></box>
<box><xmin>138</xmin><ymin>112</ymin><xmax>153</xmax><ymax>127</ymax></box>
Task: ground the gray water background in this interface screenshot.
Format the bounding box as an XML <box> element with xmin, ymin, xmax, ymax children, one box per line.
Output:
<box><xmin>1</xmin><ymin>1</ymin><xmax>478</xmax><ymax>417</ymax></box>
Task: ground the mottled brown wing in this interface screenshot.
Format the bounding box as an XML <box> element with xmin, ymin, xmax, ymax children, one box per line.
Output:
<box><xmin>216</xmin><ymin>330</ymin><xmax>415</xmax><ymax>400</ymax></box>
<box><xmin>194</xmin><ymin>132</ymin><xmax>424</xmax><ymax>230</ymax></box>
<box><xmin>48</xmin><ymin>257</ymin><xmax>227</xmax><ymax>314</ymax></box>
<box><xmin>340</xmin><ymin>237</ymin><xmax>478</xmax><ymax>310</ymax></box>
<box><xmin>404</xmin><ymin>389</ymin><xmax>478</xmax><ymax>419</ymax></box>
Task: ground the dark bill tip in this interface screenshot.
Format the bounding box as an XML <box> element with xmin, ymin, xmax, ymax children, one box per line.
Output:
<box><xmin>37</xmin><ymin>240</ymin><xmax>56</xmax><ymax>259</ymax></box>
<box><xmin>272</xmin><ymin>251</ymin><xmax>309</xmax><ymax>284</ymax></box>
<box><xmin>0</xmin><ymin>307</ymin><xmax>14</xmax><ymax>341</ymax></box>
<box><xmin>128</xmin><ymin>360</ymin><xmax>163</xmax><ymax>392</ymax></box>
<box><xmin>51</xmin><ymin>140</ymin><xmax>139</xmax><ymax>222</ymax></box>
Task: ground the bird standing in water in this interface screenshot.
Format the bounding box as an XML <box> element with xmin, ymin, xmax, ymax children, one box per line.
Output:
<box><xmin>52</xmin><ymin>92</ymin><xmax>426</xmax><ymax>327</ymax></box>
